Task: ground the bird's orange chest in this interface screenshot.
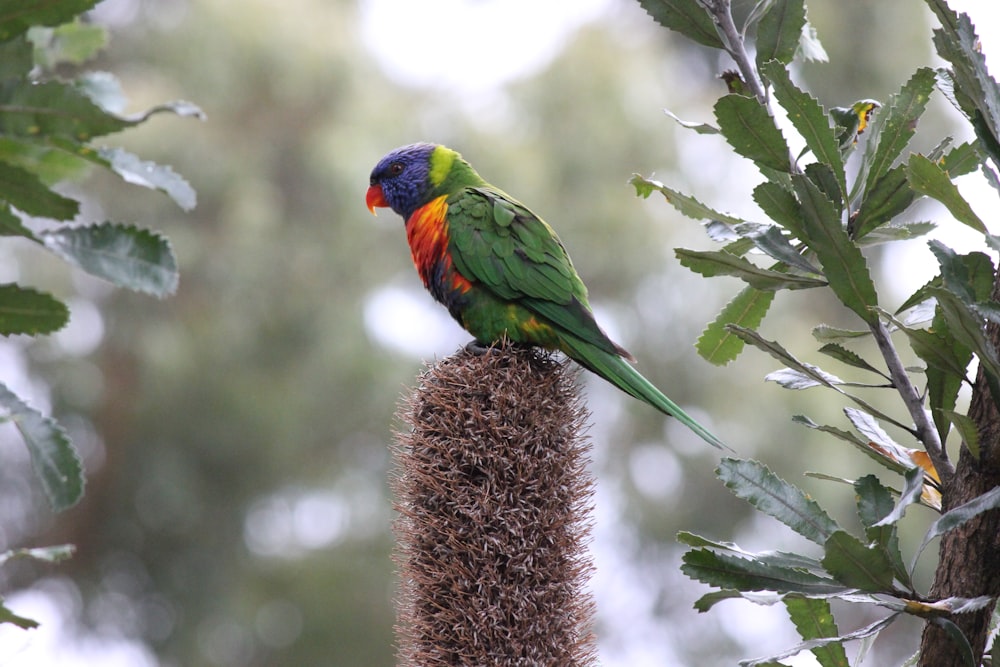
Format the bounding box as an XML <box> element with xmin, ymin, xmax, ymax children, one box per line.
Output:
<box><xmin>406</xmin><ymin>195</ymin><xmax>472</xmax><ymax>296</ymax></box>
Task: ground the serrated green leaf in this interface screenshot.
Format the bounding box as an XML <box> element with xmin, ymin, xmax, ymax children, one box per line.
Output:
<box><xmin>694</xmin><ymin>589</ymin><xmax>785</xmax><ymax>613</ymax></box>
<box><xmin>888</xmin><ymin>314</ymin><xmax>971</xmax><ymax>383</ymax></box>
<box><xmin>0</xmin><ymin>160</ymin><xmax>78</xmax><ymax>219</ymax></box>
<box><xmin>755</xmin><ymin>0</ymin><xmax>805</xmax><ymax>68</ymax></box>
<box><xmin>906</xmin><ymin>153</ymin><xmax>986</xmax><ymax>233</ymax></box>
<box><xmin>796</xmin><ymin>413</ymin><xmax>912</xmax><ymax>475</ymax></box>
<box><xmin>0</xmin><ymin>544</ymin><xmax>75</xmax><ymax>567</ymax></box>
<box><xmin>630</xmin><ymin>174</ymin><xmax>748</xmax><ymax>226</ymax></box>
<box><xmin>664</xmin><ymin>109</ymin><xmax>720</xmax><ymax>134</ymax></box>
<box><xmin>874</xmin><ymin>466</ymin><xmax>925</xmax><ymax>527</ymax></box>
<box><xmin>928</xmin><ymin>136</ymin><xmax>955</xmax><ymax>161</ymax></box>
<box><xmin>682</xmin><ymin>548</ymin><xmax>846</xmax><ymax>595</ymax></box>
<box><xmin>0</xmin><ymin>135</ymin><xmax>91</xmax><ymax>184</ymax></box>
<box><xmin>0</xmin><ymin>601</ymin><xmax>39</xmax><ymax>629</ymax></box>
<box><xmin>0</xmin><ymin>382</ymin><xmax>82</xmax><ymax>511</ymax></box>
<box><xmin>766</xmin><ymin>366</ymin><xmax>843</xmax><ymax>390</ymax></box>
<box><xmin>29</xmin><ymin>21</ymin><xmax>107</xmax><ymax>68</ymax></box>
<box><xmin>975</xmin><ymin>301</ymin><xmax>1000</xmax><ymax>326</ymax></box>
<box><xmin>821</xmin><ymin>530</ymin><xmax>896</xmax><ymax>592</ymax></box>
<box><xmin>812</xmin><ymin>324</ymin><xmax>870</xmax><ymax>342</ymax></box>
<box><xmin>734</xmin><ymin>324</ymin><xmax>907</xmax><ymax>427</ymax></box>
<box><xmin>797</xmin><ymin>20</ymin><xmax>827</xmax><ymax>63</ymax></box>
<box><xmin>928</xmin><ymin>241</ymin><xmax>994</xmax><ymax>304</ymax></box>
<box><xmin>0</xmin><ymin>0</ymin><xmax>99</xmax><ymax>41</ymax></box>
<box><xmin>753</xmin><ymin>180</ymin><xmax>806</xmax><ymax>239</ymax></box>
<box><xmin>635</xmin><ymin>0</ymin><xmax>724</xmax><ymax>48</ymax></box>
<box><xmin>857</xmin><ymin>221</ymin><xmax>936</xmax><ymax>246</ymax></box>
<box><xmin>94</xmin><ymin>147</ymin><xmax>196</xmax><ymax>211</ymax></box>
<box><xmin>75</xmin><ymin>70</ymin><xmax>126</xmax><ymax>114</ymax></box>
<box><xmin>0</xmin><ymin>80</ymin><xmax>204</xmax><ymax>142</ymax></box>
<box><xmin>677</xmin><ymin>531</ymin><xmax>826</xmax><ymax>572</ymax></box>
<box><xmin>739</xmin><ymin>615</ymin><xmax>898</xmax><ymax>667</ymax></box>
<box><xmin>697</xmin><ymin>286</ymin><xmax>775</xmax><ymax>365</ymax></box>
<box><xmin>718</xmin><ymin>458</ymin><xmax>839</xmax><ymax>544</ymax></box>
<box><xmin>0</xmin><ymin>80</ymin><xmax>128</xmax><ymax>140</ymax></box>
<box><xmin>892</xmin><ymin>299</ymin><xmax>972</xmax><ymax>449</ymax></box>
<box><xmin>676</xmin><ymin>248</ymin><xmax>826</xmax><ymax>291</ymax></box>
<box><xmin>716</xmin><ymin>94</ymin><xmax>792</xmax><ymax>173</ymax></box>
<box><xmin>917</xmin><ymin>484</ymin><xmax>1000</xmax><ymax>562</ymax></box>
<box><xmin>931</xmin><ymin>288</ymin><xmax>1000</xmax><ymax>380</ymax></box>
<box><xmin>928</xmin><ymin>616</ymin><xmax>976</xmax><ymax>667</ymax></box>
<box><xmin>763</xmin><ymin>60</ymin><xmax>844</xmax><ymax>195</ymax></box>
<box><xmin>852</xmin><ymin>166</ymin><xmax>915</xmax><ymax>240</ymax></box>
<box><xmin>844</xmin><ymin>407</ymin><xmax>902</xmax><ymax>452</ymax></box>
<box><xmin>784</xmin><ymin>597</ymin><xmax>849</xmax><ymax>667</ymax></box>
<box><xmin>817</xmin><ymin>343</ymin><xmax>885</xmax><ymax>376</ymax></box>
<box><xmin>794</xmin><ymin>414</ymin><xmax>868</xmax><ymax>446</ymax></box>
<box><xmin>41</xmin><ymin>223</ymin><xmax>178</xmax><ymax>296</ymax></box>
<box><xmin>0</xmin><ymin>283</ymin><xmax>69</xmax><ymax>335</ymax></box>
<box><xmin>0</xmin><ymin>35</ymin><xmax>32</xmax><ymax>80</ymax></box>
<box><xmin>926</xmin><ymin>0</ymin><xmax>1000</xmax><ymax>160</ymax></box>
<box><xmin>0</xmin><ymin>202</ymin><xmax>35</xmax><ymax>238</ymax></box>
<box><xmin>940</xmin><ymin>409</ymin><xmax>979</xmax><ymax>458</ymax></box>
<box><xmin>793</xmin><ymin>173</ymin><xmax>879</xmax><ymax>323</ymax></box>
<box><xmin>804</xmin><ymin>161</ymin><xmax>843</xmax><ymax>215</ymax></box>
<box><xmin>861</xmin><ymin>68</ymin><xmax>937</xmax><ymax>196</ymax></box>
<box><xmin>940</xmin><ymin>141</ymin><xmax>983</xmax><ymax>177</ymax></box>
<box><xmin>733</xmin><ymin>222</ymin><xmax>822</xmax><ymax>274</ymax></box>
<box><xmin>854</xmin><ymin>475</ymin><xmax>911</xmax><ymax>589</ymax></box>
<box><xmin>896</xmin><ymin>277</ymin><xmax>941</xmax><ymax>315</ymax></box>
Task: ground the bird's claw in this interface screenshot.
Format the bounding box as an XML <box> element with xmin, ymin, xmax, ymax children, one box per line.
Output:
<box><xmin>464</xmin><ymin>339</ymin><xmax>494</xmax><ymax>356</ymax></box>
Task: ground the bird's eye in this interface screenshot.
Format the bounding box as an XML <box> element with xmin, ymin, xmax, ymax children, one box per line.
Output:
<box><xmin>388</xmin><ymin>162</ymin><xmax>405</xmax><ymax>176</ymax></box>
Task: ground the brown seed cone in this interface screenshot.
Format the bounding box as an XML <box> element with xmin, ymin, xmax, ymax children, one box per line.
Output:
<box><xmin>392</xmin><ymin>343</ymin><xmax>596</xmax><ymax>667</ymax></box>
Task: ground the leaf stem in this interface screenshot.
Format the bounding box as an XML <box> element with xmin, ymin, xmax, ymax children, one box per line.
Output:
<box><xmin>870</xmin><ymin>319</ymin><xmax>954</xmax><ymax>484</ymax></box>
<box><xmin>701</xmin><ymin>0</ymin><xmax>769</xmax><ymax>104</ymax></box>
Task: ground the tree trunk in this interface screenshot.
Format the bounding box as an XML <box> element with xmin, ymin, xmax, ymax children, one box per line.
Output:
<box><xmin>918</xmin><ymin>279</ymin><xmax>1000</xmax><ymax>666</ymax></box>
<box><xmin>392</xmin><ymin>345</ymin><xmax>596</xmax><ymax>666</ymax></box>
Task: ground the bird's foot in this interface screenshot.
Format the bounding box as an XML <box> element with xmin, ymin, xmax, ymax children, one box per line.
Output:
<box><xmin>465</xmin><ymin>339</ymin><xmax>495</xmax><ymax>356</ymax></box>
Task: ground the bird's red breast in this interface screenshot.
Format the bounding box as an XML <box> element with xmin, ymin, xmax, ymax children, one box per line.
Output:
<box><xmin>406</xmin><ymin>195</ymin><xmax>472</xmax><ymax>296</ymax></box>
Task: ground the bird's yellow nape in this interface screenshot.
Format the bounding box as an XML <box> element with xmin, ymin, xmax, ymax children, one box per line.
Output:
<box><xmin>428</xmin><ymin>145</ymin><xmax>457</xmax><ymax>187</ymax></box>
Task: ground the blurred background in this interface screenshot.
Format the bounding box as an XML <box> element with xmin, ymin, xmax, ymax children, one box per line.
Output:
<box><xmin>0</xmin><ymin>0</ymin><xmax>997</xmax><ymax>665</ymax></box>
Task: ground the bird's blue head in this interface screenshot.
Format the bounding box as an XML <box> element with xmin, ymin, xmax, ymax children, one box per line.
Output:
<box><xmin>366</xmin><ymin>143</ymin><xmax>438</xmax><ymax>220</ymax></box>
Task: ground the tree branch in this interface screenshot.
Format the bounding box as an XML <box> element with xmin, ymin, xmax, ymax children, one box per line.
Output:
<box><xmin>869</xmin><ymin>319</ymin><xmax>954</xmax><ymax>484</ymax></box>
<box><xmin>701</xmin><ymin>0</ymin><xmax>769</xmax><ymax>104</ymax></box>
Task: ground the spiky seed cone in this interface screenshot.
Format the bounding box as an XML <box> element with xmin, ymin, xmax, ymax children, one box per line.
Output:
<box><xmin>392</xmin><ymin>344</ymin><xmax>596</xmax><ymax>667</ymax></box>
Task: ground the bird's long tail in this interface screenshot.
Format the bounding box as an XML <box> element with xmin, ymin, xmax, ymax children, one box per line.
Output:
<box><xmin>560</xmin><ymin>336</ymin><xmax>727</xmax><ymax>450</ymax></box>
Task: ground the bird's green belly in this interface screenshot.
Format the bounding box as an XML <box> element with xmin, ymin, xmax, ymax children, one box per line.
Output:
<box><xmin>457</xmin><ymin>290</ymin><xmax>561</xmax><ymax>350</ymax></box>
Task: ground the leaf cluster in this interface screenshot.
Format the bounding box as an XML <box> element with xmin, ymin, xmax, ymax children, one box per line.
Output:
<box><xmin>634</xmin><ymin>0</ymin><xmax>1000</xmax><ymax>663</ymax></box>
<box><xmin>683</xmin><ymin>459</ymin><xmax>1000</xmax><ymax>666</ymax></box>
<box><xmin>0</xmin><ymin>0</ymin><xmax>199</xmax><ymax>629</ymax></box>
<box><xmin>0</xmin><ymin>1</ymin><xmax>201</xmax><ymax>507</ymax></box>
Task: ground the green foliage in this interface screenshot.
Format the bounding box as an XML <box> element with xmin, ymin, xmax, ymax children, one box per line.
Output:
<box><xmin>681</xmin><ymin>459</ymin><xmax>993</xmax><ymax>666</ymax></box>
<box><xmin>634</xmin><ymin>0</ymin><xmax>1000</xmax><ymax>662</ymax></box>
<box><xmin>0</xmin><ymin>544</ymin><xmax>75</xmax><ymax>629</ymax></box>
<box><xmin>0</xmin><ymin>0</ymin><xmax>198</xmax><ymax>631</ymax></box>
<box><xmin>634</xmin><ymin>0</ymin><xmax>723</xmax><ymax>49</ymax></box>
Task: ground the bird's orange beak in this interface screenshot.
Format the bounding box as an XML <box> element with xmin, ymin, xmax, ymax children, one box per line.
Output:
<box><xmin>366</xmin><ymin>184</ymin><xmax>387</xmax><ymax>215</ymax></box>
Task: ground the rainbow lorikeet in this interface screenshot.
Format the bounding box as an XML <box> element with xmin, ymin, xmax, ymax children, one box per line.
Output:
<box><xmin>366</xmin><ymin>143</ymin><xmax>724</xmax><ymax>449</ymax></box>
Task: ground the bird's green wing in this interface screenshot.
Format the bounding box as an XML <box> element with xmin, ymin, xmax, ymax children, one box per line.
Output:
<box><xmin>447</xmin><ymin>186</ymin><xmax>623</xmax><ymax>356</ymax></box>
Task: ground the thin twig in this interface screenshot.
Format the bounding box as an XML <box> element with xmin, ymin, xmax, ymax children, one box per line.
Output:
<box><xmin>701</xmin><ymin>0</ymin><xmax>769</xmax><ymax>104</ymax></box>
<box><xmin>870</xmin><ymin>319</ymin><xmax>954</xmax><ymax>484</ymax></box>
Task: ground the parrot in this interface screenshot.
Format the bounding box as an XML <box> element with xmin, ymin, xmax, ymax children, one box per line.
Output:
<box><xmin>366</xmin><ymin>143</ymin><xmax>724</xmax><ymax>449</ymax></box>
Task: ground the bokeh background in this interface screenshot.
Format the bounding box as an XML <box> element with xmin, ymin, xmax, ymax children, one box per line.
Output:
<box><xmin>0</xmin><ymin>0</ymin><xmax>998</xmax><ymax>665</ymax></box>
